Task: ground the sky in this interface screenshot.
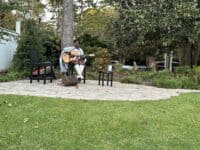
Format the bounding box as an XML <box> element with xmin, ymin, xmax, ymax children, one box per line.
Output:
<box><xmin>41</xmin><ymin>0</ymin><xmax>101</xmax><ymax>22</ymax></box>
<box><xmin>41</xmin><ymin>0</ymin><xmax>53</xmax><ymax>22</ymax></box>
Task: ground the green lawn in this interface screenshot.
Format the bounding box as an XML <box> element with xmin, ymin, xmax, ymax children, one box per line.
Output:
<box><xmin>0</xmin><ymin>94</ymin><xmax>200</xmax><ymax>150</ymax></box>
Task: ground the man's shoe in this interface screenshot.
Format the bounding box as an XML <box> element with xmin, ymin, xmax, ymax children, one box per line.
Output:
<box><xmin>78</xmin><ymin>77</ymin><xmax>81</xmax><ymax>82</ymax></box>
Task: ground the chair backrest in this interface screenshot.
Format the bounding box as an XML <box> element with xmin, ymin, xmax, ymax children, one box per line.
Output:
<box><xmin>107</xmin><ymin>64</ymin><xmax>113</xmax><ymax>72</ymax></box>
<box><xmin>30</xmin><ymin>49</ymin><xmax>40</xmax><ymax>64</ymax></box>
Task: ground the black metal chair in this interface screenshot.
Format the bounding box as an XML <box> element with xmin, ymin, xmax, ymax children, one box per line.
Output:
<box><xmin>66</xmin><ymin>62</ymin><xmax>86</xmax><ymax>84</ymax></box>
<box><xmin>29</xmin><ymin>50</ymin><xmax>54</xmax><ymax>84</ymax></box>
<box><xmin>98</xmin><ymin>71</ymin><xmax>113</xmax><ymax>87</ymax></box>
<box><xmin>98</xmin><ymin>65</ymin><xmax>114</xmax><ymax>87</ymax></box>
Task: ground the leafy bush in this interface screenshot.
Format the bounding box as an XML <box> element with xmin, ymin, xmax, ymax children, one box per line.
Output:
<box><xmin>192</xmin><ymin>66</ymin><xmax>200</xmax><ymax>83</ymax></box>
<box><xmin>93</xmin><ymin>48</ymin><xmax>111</xmax><ymax>71</ymax></box>
<box><xmin>152</xmin><ymin>75</ymin><xmax>182</xmax><ymax>89</ymax></box>
<box><xmin>121</xmin><ymin>76</ymin><xmax>143</xmax><ymax>84</ymax></box>
<box><xmin>0</xmin><ymin>70</ymin><xmax>27</xmax><ymax>82</ymax></box>
<box><xmin>40</xmin><ymin>25</ymin><xmax>61</xmax><ymax>68</ymax></box>
<box><xmin>153</xmin><ymin>75</ymin><xmax>197</xmax><ymax>89</ymax></box>
<box><xmin>180</xmin><ymin>76</ymin><xmax>198</xmax><ymax>89</ymax></box>
<box><xmin>80</xmin><ymin>34</ymin><xmax>108</xmax><ymax>51</ymax></box>
<box><xmin>12</xmin><ymin>19</ymin><xmax>46</xmax><ymax>73</ymax></box>
<box><xmin>120</xmin><ymin>69</ymin><xmax>200</xmax><ymax>89</ymax></box>
<box><xmin>120</xmin><ymin>71</ymin><xmax>154</xmax><ymax>84</ymax></box>
<box><xmin>113</xmin><ymin>63</ymin><xmax>123</xmax><ymax>73</ymax></box>
<box><xmin>175</xmin><ymin>66</ymin><xmax>192</xmax><ymax>76</ymax></box>
<box><xmin>86</xmin><ymin>71</ymin><xmax>99</xmax><ymax>80</ymax></box>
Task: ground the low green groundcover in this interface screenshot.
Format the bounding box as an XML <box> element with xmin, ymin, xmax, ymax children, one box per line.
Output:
<box><xmin>0</xmin><ymin>71</ymin><xmax>27</xmax><ymax>82</ymax></box>
<box><xmin>1</xmin><ymin>94</ymin><xmax>200</xmax><ymax>149</ymax></box>
<box><xmin>121</xmin><ymin>69</ymin><xmax>200</xmax><ymax>89</ymax></box>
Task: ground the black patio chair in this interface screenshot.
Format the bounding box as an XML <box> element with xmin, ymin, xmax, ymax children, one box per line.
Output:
<box><xmin>29</xmin><ymin>49</ymin><xmax>55</xmax><ymax>84</ymax></box>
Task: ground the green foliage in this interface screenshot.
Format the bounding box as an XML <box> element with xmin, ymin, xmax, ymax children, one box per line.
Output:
<box><xmin>12</xmin><ymin>19</ymin><xmax>45</xmax><ymax>72</ymax></box>
<box><xmin>152</xmin><ymin>72</ymin><xmax>183</xmax><ymax>89</ymax></box>
<box><xmin>86</xmin><ymin>68</ymin><xmax>99</xmax><ymax>80</ymax></box>
<box><xmin>40</xmin><ymin>24</ymin><xmax>61</xmax><ymax>67</ymax></box>
<box><xmin>111</xmin><ymin>0</ymin><xmax>200</xmax><ymax>63</ymax></box>
<box><xmin>77</xmin><ymin>34</ymin><xmax>110</xmax><ymax>66</ymax></box>
<box><xmin>0</xmin><ymin>0</ymin><xmax>45</xmax><ymax>34</ymax></box>
<box><xmin>0</xmin><ymin>12</ymin><xmax>17</xmax><ymax>31</ymax></box>
<box><xmin>76</xmin><ymin>7</ymin><xmax>117</xmax><ymax>57</ymax></box>
<box><xmin>0</xmin><ymin>1</ymin><xmax>17</xmax><ymax>39</ymax></box>
<box><xmin>193</xmin><ymin>66</ymin><xmax>200</xmax><ymax>76</ymax></box>
<box><xmin>175</xmin><ymin>66</ymin><xmax>192</xmax><ymax>75</ymax></box>
<box><xmin>0</xmin><ymin>70</ymin><xmax>27</xmax><ymax>82</ymax></box>
<box><xmin>77</xmin><ymin>7</ymin><xmax>117</xmax><ymax>40</ymax></box>
<box><xmin>153</xmin><ymin>77</ymin><xmax>182</xmax><ymax>89</ymax></box>
<box><xmin>93</xmin><ymin>48</ymin><xmax>111</xmax><ymax>71</ymax></box>
<box><xmin>79</xmin><ymin>34</ymin><xmax>109</xmax><ymax>54</ymax></box>
<box><xmin>121</xmin><ymin>75</ymin><xmax>143</xmax><ymax>84</ymax></box>
<box><xmin>113</xmin><ymin>63</ymin><xmax>123</xmax><ymax>73</ymax></box>
<box><xmin>153</xmin><ymin>74</ymin><xmax>198</xmax><ymax>89</ymax></box>
<box><xmin>121</xmin><ymin>68</ymin><xmax>200</xmax><ymax>89</ymax></box>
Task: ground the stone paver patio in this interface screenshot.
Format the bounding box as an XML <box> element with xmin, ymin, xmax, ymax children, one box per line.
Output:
<box><xmin>0</xmin><ymin>80</ymin><xmax>199</xmax><ymax>101</ymax></box>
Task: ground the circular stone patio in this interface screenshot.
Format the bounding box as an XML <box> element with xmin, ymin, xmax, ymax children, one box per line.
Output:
<box><xmin>0</xmin><ymin>79</ymin><xmax>199</xmax><ymax>101</ymax></box>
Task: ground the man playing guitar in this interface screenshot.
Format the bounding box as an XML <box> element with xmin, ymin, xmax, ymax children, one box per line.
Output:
<box><xmin>60</xmin><ymin>39</ymin><xmax>86</xmax><ymax>80</ymax></box>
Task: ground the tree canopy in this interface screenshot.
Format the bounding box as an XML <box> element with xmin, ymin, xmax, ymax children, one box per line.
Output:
<box><xmin>1</xmin><ymin>0</ymin><xmax>200</xmax><ymax>66</ymax></box>
<box><xmin>110</xmin><ymin>0</ymin><xmax>200</xmax><ymax>64</ymax></box>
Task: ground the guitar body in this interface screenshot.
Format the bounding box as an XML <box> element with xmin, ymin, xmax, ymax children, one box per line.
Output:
<box><xmin>62</xmin><ymin>50</ymin><xmax>79</xmax><ymax>64</ymax></box>
<box><xmin>62</xmin><ymin>50</ymin><xmax>95</xmax><ymax>64</ymax></box>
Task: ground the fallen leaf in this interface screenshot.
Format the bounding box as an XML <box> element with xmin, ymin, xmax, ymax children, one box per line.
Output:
<box><xmin>23</xmin><ymin>118</ymin><xmax>29</xmax><ymax>123</ymax></box>
<box><xmin>33</xmin><ymin>122</ymin><xmax>39</xmax><ymax>129</ymax></box>
<box><xmin>34</xmin><ymin>126</ymin><xmax>39</xmax><ymax>129</ymax></box>
<box><xmin>8</xmin><ymin>103</ymin><xmax>12</xmax><ymax>107</ymax></box>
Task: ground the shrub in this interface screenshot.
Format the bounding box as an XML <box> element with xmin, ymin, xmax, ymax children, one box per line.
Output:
<box><xmin>0</xmin><ymin>70</ymin><xmax>27</xmax><ymax>82</ymax></box>
<box><xmin>152</xmin><ymin>76</ymin><xmax>182</xmax><ymax>89</ymax></box>
<box><xmin>180</xmin><ymin>76</ymin><xmax>198</xmax><ymax>89</ymax></box>
<box><xmin>41</xmin><ymin>26</ymin><xmax>61</xmax><ymax>68</ymax></box>
<box><xmin>192</xmin><ymin>66</ymin><xmax>200</xmax><ymax>83</ymax></box>
<box><xmin>113</xmin><ymin>63</ymin><xmax>123</xmax><ymax>73</ymax></box>
<box><xmin>120</xmin><ymin>69</ymin><xmax>199</xmax><ymax>89</ymax></box>
<box><xmin>93</xmin><ymin>48</ymin><xmax>111</xmax><ymax>71</ymax></box>
<box><xmin>140</xmin><ymin>71</ymin><xmax>157</xmax><ymax>80</ymax></box>
<box><xmin>175</xmin><ymin>66</ymin><xmax>192</xmax><ymax>76</ymax></box>
<box><xmin>121</xmin><ymin>76</ymin><xmax>143</xmax><ymax>84</ymax></box>
<box><xmin>12</xmin><ymin>19</ymin><xmax>45</xmax><ymax>73</ymax></box>
<box><xmin>86</xmin><ymin>71</ymin><xmax>99</xmax><ymax>80</ymax></box>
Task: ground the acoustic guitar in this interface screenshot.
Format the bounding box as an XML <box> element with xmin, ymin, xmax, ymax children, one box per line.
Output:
<box><xmin>62</xmin><ymin>50</ymin><xmax>95</xmax><ymax>64</ymax></box>
<box><xmin>62</xmin><ymin>50</ymin><xmax>79</xmax><ymax>63</ymax></box>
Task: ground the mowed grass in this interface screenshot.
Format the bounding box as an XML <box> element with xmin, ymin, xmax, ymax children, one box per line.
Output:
<box><xmin>0</xmin><ymin>94</ymin><xmax>200</xmax><ymax>150</ymax></box>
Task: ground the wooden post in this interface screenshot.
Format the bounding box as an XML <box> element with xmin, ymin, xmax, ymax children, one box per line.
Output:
<box><xmin>169</xmin><ymin>51</ymin><xmax>173</xmax><ymax>72</ymax></box>
<box><xmin>164</xmin><ymin>52</ymin><xmax>168</xmax><ymax>69</ymax></box>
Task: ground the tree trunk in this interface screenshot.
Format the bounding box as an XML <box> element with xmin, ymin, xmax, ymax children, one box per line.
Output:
<box><xmin>192</xmin><ymin>43</ymin><xmax>200</xmax><ymax>66</ymax></box>
<box><xmin>61</xmin><ymin>0</ymin><xmax>74</xmax><ymax>49</ymax></box>
<box><xmin>179</xmin><ymin>42</ymin><xmax>192</xmax><ymax>66</ymax></box>
<box><xmin>119</xmin><ymin>53</ymin><xmax>125</xmax><ymax>64</ymax></box>
<box><xmin>179</xmin><ymin>42</ymin><xmax>200</xmax><ymax>67</ymax></box>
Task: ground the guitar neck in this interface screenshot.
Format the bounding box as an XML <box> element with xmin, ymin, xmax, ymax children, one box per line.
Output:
<box><xmin>84</xmin><ymin>54</ymin><xmax>95</xmax><ymax>58</ymax></box>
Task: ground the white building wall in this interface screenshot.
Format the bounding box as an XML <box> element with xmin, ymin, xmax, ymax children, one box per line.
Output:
<box><xmin>0</xmin><ymin>28</ymin><xmax>18</xmax><ymax>72</ymax></box>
